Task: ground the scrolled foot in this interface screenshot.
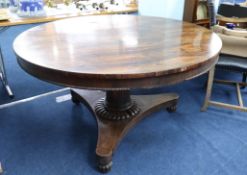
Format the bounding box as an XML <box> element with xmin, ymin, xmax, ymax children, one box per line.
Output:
<box><xmin>166</xmin><ymin>105</ymin><xmax>177</xmax><ymax>113</ymax></box>
<box><xmin>97</xmin><ymin>155</ymin><xmax>112</xmax><ymax>173</ymax></box>
<box><xmin>98</xmin><ymin>161</ymin><xmax>112</xmax><ymax>173</ymax></box>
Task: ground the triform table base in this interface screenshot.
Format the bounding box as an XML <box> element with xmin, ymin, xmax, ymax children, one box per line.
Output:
<box><xmin>70</xmin><ymin>89</ymin><xmax>178</xmax><ymax>173</ymax></box>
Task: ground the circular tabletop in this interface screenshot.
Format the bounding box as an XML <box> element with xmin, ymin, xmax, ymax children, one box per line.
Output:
<box><xmin>14</xmin><ymin>15</ymin><xmax>222</xmax><ymax>89</ymax></box>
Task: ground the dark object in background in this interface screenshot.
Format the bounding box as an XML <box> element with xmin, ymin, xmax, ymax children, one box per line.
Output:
<box><xmin>218</xmin><ymin>3</ymin><xmax>247</xmax><ymax>18</ymax></box>
<box><xmin>207</xmin><ymin>0</ymin><xmax>216</xmax><ymax>26</ymax></box>
<box><xmin>225</xmin><ymin>22</ymin><xmax>236</xmax><ymax>29</ymax></box>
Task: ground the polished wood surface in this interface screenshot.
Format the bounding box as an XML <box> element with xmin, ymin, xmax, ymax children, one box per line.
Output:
<box><xmin>14</xmin><ymin>15</ymin><xmax>222</xmax><ymax>89</ymax></box>
<box><xmin>0</xmin><ymin>6</ymin><xmax>137</xmax><ymax>27</ymax></box>
<box><xmin>13</xmin><ymin>15</ymin><xmax>222</xmax><ymax>173</ymax></box>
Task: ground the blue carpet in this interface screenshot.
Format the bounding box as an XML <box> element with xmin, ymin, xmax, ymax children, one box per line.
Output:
<box><xmin>0</xmin><ymin>71</ymin><xmax>247</xmax><ymax>175</ymax></box>
<box><xmin>0</xmin><ymin>23</ymin><xmax>61</xmax><ymax>105</ymax></box>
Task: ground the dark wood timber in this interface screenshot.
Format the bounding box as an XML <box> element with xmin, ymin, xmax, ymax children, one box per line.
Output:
<box><xmin>13</xmin><ymin>15</ymin><xmax>222</xmax><ymax>173</ymax></box>
<box><xmin>95</xmin><ymin>90</ymin><xmax>140</xmax><ymax>120</ymax></box>
<box><xmin>14</xmin><ymin>15</ymin><xmax>222</xmax><ymax>89</ymax></box>
<box><xmin>70</xmin><ymin>89</ymin><xmax>179</xmax><ymax>172</ymax></box>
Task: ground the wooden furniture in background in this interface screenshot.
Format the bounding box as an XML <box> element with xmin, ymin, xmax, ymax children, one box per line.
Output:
<box><xmin>183</xmin><ymin>0</ymin><xmax>210</xmax><ymax>28</ymax></box>
<box><xmin>13</xmin><ymin>15</ymin><xmax>222</xmax><ymax>173</ymax></box>
<box><xmin>216</xmin><ymin>3</ymin><xmax>247</xmax><ymax>28</ymax></box>
<box><xmin>217</xmin><ymin>15</ymin><xmax>247</xmax><ymax>29</ymax></box>
<box><xmin>202</xmin><ymin>14</ymin><xmax>247</xmax><ymax>112</ymax></box>
<box><xmin>201</xmin><ymin>1</ymin><xmax>247</xmax><ymax>112</ymax></box>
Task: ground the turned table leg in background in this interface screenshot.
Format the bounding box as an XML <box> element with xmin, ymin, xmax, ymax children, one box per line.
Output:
<box><xmin>0</xmin><ymin>26</ymin><xmax>14</xmax><ymax>98</ymax></box>
<box><xmin>0</xmin><ymin>46</ymin><xmax>14</xmax><ymax>98</ymax></box>
<box><xmin>70</xmin><ymin>89</ymin><xmax>178</xmax><ymax>173</ymax></box>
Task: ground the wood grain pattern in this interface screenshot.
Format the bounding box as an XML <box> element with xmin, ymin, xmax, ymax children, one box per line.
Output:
<box><xmin>14</xmin><ymin>15</ymin><xmax>222</xmax><ymax>89</ymax></box>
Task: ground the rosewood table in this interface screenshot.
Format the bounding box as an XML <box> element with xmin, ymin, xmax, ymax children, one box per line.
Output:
<box><xmin>13</xmin><ymin>15</ymin><xmax>222</xmax><ymax>173</ymax></box>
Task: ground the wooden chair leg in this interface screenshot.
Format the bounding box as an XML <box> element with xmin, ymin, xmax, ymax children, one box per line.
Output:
<box><xmin>201</xmin><ymin>66</ymin><xmax>215</xmax><ymax>111</ymax></box>
<box><xmin>241</xmin><ymin>72</ymin><xmax>247</xmax><ymax>89</ymax></box>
